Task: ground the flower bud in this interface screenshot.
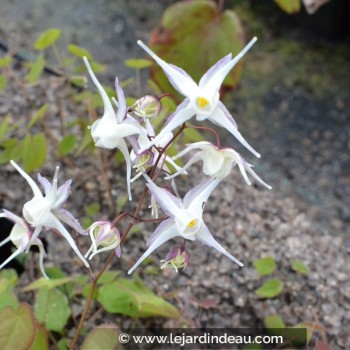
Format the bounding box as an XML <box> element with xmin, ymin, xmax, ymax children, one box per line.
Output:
<box><xmin>132</xmin><ymin>150</ymin><xmax>154</xmax><ymax>173</ymax></box>
<box><xmin>85</xmin><ymin>221</ymin><xmax>121</xmax><ymax>260</ymax></box>
<box><xmin>132</xmin><ymin>95</ymin><xmax>162</xmax><ymax>119</ymax></box>
<box><xmin>160</xmin><ymin>246</ymin><xmax>190</xmax><ymax>272</ymax></box>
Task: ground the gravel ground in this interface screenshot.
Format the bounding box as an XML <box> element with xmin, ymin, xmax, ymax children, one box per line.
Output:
<box><xmin>0</xmin><ymin>0</ymin><xmax>349</xmax><ymax>349</ymax></box>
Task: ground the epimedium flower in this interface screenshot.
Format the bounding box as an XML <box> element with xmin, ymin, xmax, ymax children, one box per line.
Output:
<box><xmin>9</xmin><ymin>160</ymin><xmax>89</xmax><ymax>268</ymax></box>
<box><xmin>0</xmin><ymin>210</ymin><xmax>48</xmax><ymax>279</ymax></box>
<box><xmin>160</xmin><ymin>244</ymin><xmax>190</xmax><ymax>272</ymax></box>
<box><xmin>136</xmin><ymin>38</ymin><xmax>261</xmax><ymax>158</ymax></box>
<box><xmin>85</xmin><ymin>221</ymin><xmax>121</xmax><ymax>260</ymax></box>
<box><xmin>83</xmin><ymin>57</ymin><xmax>143</xmax><ymax>200</ymax></box>
<box><xmin>128</xmin><ymin>175</ymin><xmax>243</xmax><ymax>274</ymax></box>
<box><xmin>165</xmin><ymin>141</ymin><xmax>272</xmax><ymax>189</ymax></box>
<box><xmin>132</xmin><ymin>95</ymin><xmax>162</xmax><ymax>119</ymax></box>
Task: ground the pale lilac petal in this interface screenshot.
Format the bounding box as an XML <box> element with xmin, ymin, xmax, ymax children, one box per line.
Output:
<box><xmin>32</xmin><ymin>238</ymin><xmax>48</xmax><ymax>279</ymax></box>
<box><xmin>138</xmin><ymin>99</ymin><xmax>194</xmax><ymax>154</ymax></box>
<box><xmin>128</xmin><ymin>226</ymin><xmax>178</xmax><ymax>274</ymax></box>
<box><xmin>53</xmin><ymin>180</ymin><xmax>72</xmax><ymax>209</ymax></box>
<box><xmin>118</xmin><ymin>139</ymin><xmax>133</xmax><ymax>201</ymax></box>
<box><xmin>115</xmin><ymin>245</ymin><xmax>121</xmax><ymax>258</ymax></box>
<box><xmin>183</xmin><ymin>178</ymin><xmax>220</xmax><ymax>214</ymax></box>
<box><xmin>165</xmin><ymin>153</ymin><xmax>201</xmax><ymax>180</ymax></box>
<box><xmin>144</xmin><ymin>175</ymin><xmax>183</xmax><ymax>217</ymax></box>
<box><xmin>172</xmin><ymin>141</ymin><xmax>210</xmax><ymax>160</ymax></box>
<box><xmin>83</xmin><ymin>57</ymin><xmax>116</xmax><ymax>123</ymax></box>
<box><xmin>0</xmin><ymin>209</ymin><xmax>25</xmax><ymax>227</ymax></box>
<box><xmin>137</xmin><ymin>40</ymin><xmax>198</xmax><ymax>98</ymax></box>
<box><xmin>197</xmin><ymin>223</ymin><xmax>243</xmax><ymax>267</ymax></box>
<box><xmin>37</xmin><ymin>174</ymin><xmax>51</xmax><ymax>195</ymax></box>
<box><xmin>10</xmin><ymin>160</ymin><xmax>42</xmax><ymax>197</ymax></box>
<box><xmin>43</xmin><ymin>212</ymin><xmax>89</xmax><ymax>268</ymax></box>
<box><xmin>147</xmin><ymin>218</ymin><xmax>174</xmax><ymax>246</ymax></box>
<box><xmin>115</xmin><ymin>77</ymin><xmax>127</xmax><ymax>123</ymax></box>
<box><xmin>209</xmin><ymin>103</ymin><xmax>261</xmax><ymax>158</ymax></box>
<box><xmin>53</xmin><ymin>208</ymin><xmax>87</xmax><ymax>235</ymax></box>
<box><xmin>200</xmin><ymin>37</ymin><xmax>257</xmax><ymax>97</ymax></box>
<box><xmin>198</xmin><ymin>53</ymin><xmax>232</xmax><ymax>90</ymax></box>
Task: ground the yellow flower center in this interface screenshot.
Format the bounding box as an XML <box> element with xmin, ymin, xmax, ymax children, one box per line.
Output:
<box><xmin>187</xmin><ymin>219</ymin><xmax>197</xmax><ymax>228</ymax></box>
<box><xmin>196</xmin><ymin>97</ymin><xmax>209</xmax><ymax>109</ymax></box>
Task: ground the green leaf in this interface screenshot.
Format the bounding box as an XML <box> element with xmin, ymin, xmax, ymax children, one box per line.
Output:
<box><xmin>58</xmin><ymin>134</ymin><xmax>77</xmax><ymax>157</ymax></box>
<box><xmin>125</xmin><ymin>58</ymin><xmax>152</xmax><ymax>69</ymax></box>
<box><xmin>97</xmin><ymin>271</ymin><xmax>121</xmax><ymax>285</ymax></box>
<box><xmin>253</xmin><ymin>257</ymin><xmax>276</xmax><ymax>276</ymax></box>
<box><xmin>0</xmin><ymin>291</ymin><xmax>19</xmax><ymax>312</ymax></box>
<box><xmin>264</xmin><ymin>314</ymin><xmax>286</xmax><ymax>329</ymax></box>
<box><xmin>97</xmin><ymin>277</ymin><xmax>180</xmax><ymax>318</ymax></box>
<box><xmin>0</xmin><ymin>304</ymin><xmax>36</xmax><ymax>350</ymax></box>
<box><xmin>34</xmin><ymin>29</ymin><xmax>61</xmax><ymax>50</ymax></box>
<box><xmin>291</xmin><ymin>259</ymin><xmax>309</xmax><ymax>275</ymax></box>
<box><xmin>274</xmin><ymin>0</ymin><xmax>301</xmax><ymax>14</ymax></box>
<box><xmin>22</xmin><ymin>133</ymin><xmax>47</xmax><ymax>172</ymax></box>
<box><xmin>0</xmin><ymin>114</ymin><xmax>11</xmax><ymax>140</ymax></box>
<box><xmin>0</xmin><ymin>56</ymin><xmax>12</xmax><ymax>68</ymax></box>
<box><xmin>22</xmin><ymin>277</ymin><xmax>73</xmax><ymax>292</ymax></box>
<box><xmin>81</xmin><ymin>326</ymin><xmax>123</xmax><ymax>350</ymax></box>
<box><xmin>27</xmin><ymin>104</ymin><xmax>48</xmax><ymax>129</ymax></box>
<box><xmin>0</xmin><ymin>269</ymin><xmax>18</xmax><ymax>292</ymax></box>
<box><xmin>85</xmin><ymin>202</ymin><xmax>100</xmax><ymax>216</ymax></box>
<box><xmin>0</xmin><ymin>74</ymin><xmax>7</xmax><ymax>91</ymax></box>
<box><xmin>67</xmin><ymin>44</ymin><xmax>92</xmax><ymax>59</ymax></box>
<box><xmin>34</xmin><ymin>288</ymin><xmax>71</xmax><ymax>332</ymax></box>
<box><xmin>57</xmin><ymin>338</ymin><xmax>69</xmax><ymax>350</ymax></box>
<box><xmin>255</xmin><ymin>278</ymin><xmax>284</xmax><ymax>298</ymax></box>
<box><xmin>0</xmin><ymin>139</ymin><xmax>23</xmax><ymax>164</ymax></box>
<box><xmin>149</xmin><ymin>0</ymin><xmax>244</xmax><ymax>96</ymax></box>
<box><xmin>25</xmin><ymin>56</ymin><xmax>45</xmax><ymax>83</ymax></box>
<box><xmin>28</xmin><ymin>325</ymin><xmax>49</xmax><ymax>350</ymax></box>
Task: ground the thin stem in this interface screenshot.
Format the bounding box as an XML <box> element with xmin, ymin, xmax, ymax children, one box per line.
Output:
<box><xmin>69</xmin><ymin>123</ymin><xmax>186</xmax><ymax>350</ymax></box>
<box><xmin>185</xmin><ymin>124</ymin><xmax>221</xmax><ymax>147</ymax></box>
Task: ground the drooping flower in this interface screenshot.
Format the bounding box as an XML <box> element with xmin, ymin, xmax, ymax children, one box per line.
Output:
<box><xmin>0</xmin><ymin>210</ymin><xmax>48</xmax><ymax>279</ymax></box>
<box><xmin>132</xmin><ymin>95</ymin><xmax>162</xmax><ymax>119</ymax></box>
<box><xmin>84</xmin><ymin>57</ymin><xmax>143</xmax><ymax>200</ymax></box>
<box><xmin>166</xmin><ymin>141</ymin><xmax>272</xmax><ymax>189</ymax></box>
<box><xmin>9</xmin><ymin>160</ymin><xmax>89</xmax><ymax>268</ymax></box>
<box><xmin>85</xmin><ymin>221</ymin><xmax>121</xmax><ymax>260</ymax></box>
<box><xmin>160</xmin><ymin>244</ymin><xmax>190</xmax><ymax>272</ymax></box>
<box><xmin>128</xmin><ymin>175</ymin><xmax>243</xmax><ymax>274</ymax></box>
<box><xmin>136</xmin><ymin>38</ymin><xmax>260</xmax><ymax>158</ymax></box>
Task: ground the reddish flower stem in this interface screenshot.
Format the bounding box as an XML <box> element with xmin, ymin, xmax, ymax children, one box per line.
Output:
<box><xmin>185</xmin><ymin>124</ymin><xmax>221</xmax><ymax>147</ymax></box>
<box><xmin>69</xmin><ymin>123</ymin><xmax>186</xmax><ymax>350</ymax></box>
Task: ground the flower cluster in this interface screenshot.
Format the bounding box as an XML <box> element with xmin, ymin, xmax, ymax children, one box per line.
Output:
<box><xmin>0</xmin><ymin>37</ymin><xmax>271</xmax><ymax>278</ymax></box>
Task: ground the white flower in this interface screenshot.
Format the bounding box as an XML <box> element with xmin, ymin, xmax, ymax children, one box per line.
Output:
<box><xmin>166</xmin><ymin>141</ymin><xmax>272</xmax><ymax>189</ymax></box>
<box><xmin>84</xmin><ymin>57</ymin><xmax>143</xmax><ymax>200</ymax></box>
<box><xmin>85</xmin><ymin>221</ymin><xmax>121</xmax><ymax>260</ymax></box>
<box><xmin>0</xmin><ymin>210</ymin><xmax>48</xmax><ymax>279</ymax></box>
<box><xmin>136</xmin><ymin>38</ymin><xmax>260</xmax><ymax>158</ymax></box>
<box><xmin>128</xmin><ymin>176</ymin><xmax>243</xmax><ymax>274</ymax></box>
<box><xmin>9</xmin><ymin>160</ymin><xmax>89</xmax><ymax>268</ymax></box>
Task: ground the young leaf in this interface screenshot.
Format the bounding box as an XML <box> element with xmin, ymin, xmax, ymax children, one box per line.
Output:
<box><xmin>27</xmin><ymin>104</ymin><xmax>48</xmax><ymax>129</ymax></box>
<box><xmin>0</xmin><ymin>56</ymin><xmax>12</xmax><ymax>68</ymax></box>
<box><xmin>253</xmin><ymin>257</ymin><xmax>276</xmax><ymax>276</ymax></box>
<box><xmin>264</xmin><ymin>314</ymin><xmax>286</xmax><ymax>329</ymax></box>
<box><xmin>0</xmin><ymin>139</ymin><xmax>23</xmax><ymax>164</ymax></box>
<box><xmin>22</xmin><ymin>134</ymin><xmax>47</xmax><ymax>172</ymax></box>
<box><xmin>274</xmin><ymin>0</ymin><xmax>301</xmax><ymax>14</ymax></box>
<box><xmin>0</xmin><ymin>74</ymin><xmax>7</xmax><ymax>91</ymax></box>
<box><xmin>34</xmin><ymin>28</ymin><xmax>61</xmax><ymax>50</ymax></box>
<box><xmin>58</xmin><ymin>134</ymin><xmax>77</xmax><ymax>157</ymax></box>
<box><xmin>291</xmin><ymin>259</ymin><xmax>309</xmax><ymax>275</ymax></box>
<box><xmin>22</xmin><ymin>277</ymin><xmax>73</xmax><ymax>292</ymax></box>
<box><xmin>125</xmin><ymin>58</ymin><xmax>152</xmax><ymax>69</ymax></box>
<box><xmin>25</xmin><ymin>56</ymin><xmax>45</xmax><ymax>83</ymax></box>
<box><xmin>0</xmin><ymin>304</ymin><xmax>36</xmax><ymax>350</ymax></box>
<box><xmin>34</xmin><ymin>288</ymin><xmax>71</xmax><ymax>332</ymax></box>
<box><xmin>97</xmin><ymin>277</ymin><xmax>180</xmax><ymax>318</ymax></box>
<box><xmin>28</xmin><ymin>325</ymin><xmax>49</xmax><ymax>350</ymax></box>
<box><xmin>255</xmin><ymin>278</ymin><xmax>284</xmax><ymax>298</ymax></box>
<box><xmin>0</xmin><ymin>291</ymin><xmax>19</xmax><ymax>312</ymax></box>
<box><xmin>67</xmin><ymin>44</ymin><xmax>92</xmax><ymax>59</ymax></box>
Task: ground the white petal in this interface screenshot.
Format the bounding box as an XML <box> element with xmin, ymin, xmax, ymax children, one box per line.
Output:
<box><xmin>115</xmin><ymin>76</ymin><xmax>127</xmax><ymax>123</ymax></box>
<box><xmin>165</xmin><ymin>153</ymin><xmax>201</xmax><ymax>180</ymax></box>
<box><xmin>197</xmin><ymin>223</ymin><xmax>243</xmax><ymax>267</ymax></box>
<box><xmin>45</xmin><ymin>166</ymin><xmax>59</xmax><ymax>204</ymax></box>
<box><xmin>0</xmin><ymin>247</ymin><xmax>22</xmax><ymax>270</ymax></box>
<box><xmin>10</xmin><ymin>160</ymin><xmax>42</xmax><ymax>197</ymax></box>
<box><xmin>32</xmin><ymin>238</ymin><xmax>48</xmax><ymax>280</ymax></box>
<box><xmin>128</xmin><ymin>224</ymin><xmax>178</xmax><ymax>274</ymax></box>
<box><xmin>83</xmin><ymin>57</ymin><xmax>116</xmax><ymax>124</ymax></box>
<box><xmin>137</xmin><ymin>40</ymin><xmax>198</xmax><ymax>98</ymax></box>
<box><xmin>208</xmin><ymin>104</ymin><xmax>261</xmax><ymax>158</ymax></box>
<box><xmin>117</xmin><ymin>139</ymin><xmax>133</xmax><ymax>201</ymax></box>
